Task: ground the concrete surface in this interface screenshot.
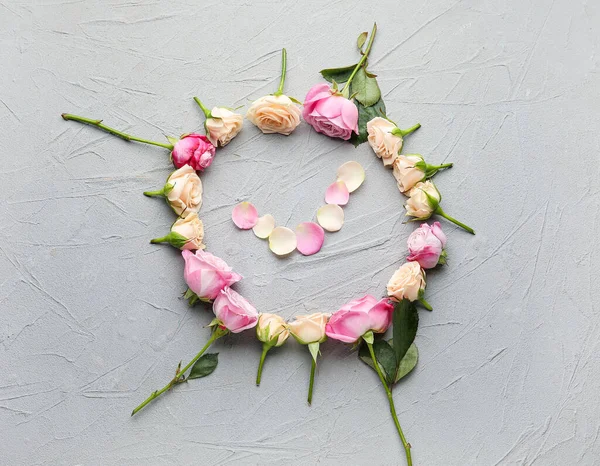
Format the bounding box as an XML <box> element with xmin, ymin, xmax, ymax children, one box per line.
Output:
<box><xmin>1</xmin><ymin>0</ymin><xmax>599</xmax><ymax>464</ymax></box>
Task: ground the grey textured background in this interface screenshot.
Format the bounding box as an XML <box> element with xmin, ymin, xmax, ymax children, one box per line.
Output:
<box><xmin>1</xmin><ymin>0</ymin><xmax>599</xmax><ymax>465</ymax></box>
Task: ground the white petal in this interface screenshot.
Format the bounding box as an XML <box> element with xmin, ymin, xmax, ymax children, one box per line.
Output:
<box><xmin>252</xmin><ymin>214</ymin><xmax>276</xmax><ymax>239</ymax></box>
<box><xmin>269</xmin><ymin>227</ymin><xmax>297</xmax><ymax>256</ymax></box>
<box><xmin>336</xmin><ymin>161</ymin><xmax>365</xmax><ymax>193</ymax></box>
<box><xmin>325</xmin><ymin>181</ymin><xmax>350</xmax><ymax>206</ymax></box>
<box><xmin>317</xmin><ymin>204</ymin><xmax>344</xmax><ymax>232</ymax></box>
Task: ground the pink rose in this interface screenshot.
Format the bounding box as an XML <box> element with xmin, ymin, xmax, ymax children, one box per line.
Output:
<box><xmin>182</xmin><ymin>250</ymin><xmax>242</xmax><ymax>300</ymax></box>
<box><xmin>213</xmin><ymin>287</ymin><xmax>258</xmax><ymax>333</ymax></box>
<box><xmin>302</xmin><ymin>84</ymin><xmax>358</xmax><ymax>140</ymax></box>
<box><xmin>171</xmin><ymin>134</ymin><xmax>216</xmax><ymax>172</ymax></box>
<box><xmin>325</xmin><ymin>295</ymin><xmax>394</xmax><ymax>343</ymax></box>
<box><xmin>407</xmin><ymin>222</ymin><xmax>447</xmax><ymax>269</ymax></box>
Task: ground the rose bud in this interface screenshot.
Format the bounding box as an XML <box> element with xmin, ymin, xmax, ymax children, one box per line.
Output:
<box><xmin>247</xmin><ymin>95</ymin><xmax>301</xmax><ymax>135</ymax></box>
<box><xmin>212</xmin><ymin>287</ymin><xmax>258</xmax><ymax>333</ymax></box>
<box><xmin>171</xmin><ymin>133</ymin><xmax>216</xmax><ymax>172</ymax></box>
<box><xmin>150</xmin><ymin>212</ymin><xmax>205</xmax><ymax>251</ymax></box>
<box><xmin>366</xmin><ymin>117</ymin><xmax>421</xmax><ymax>167</ymax></box>
<box><xmin>407</xmin><ymin>222</ymin><xmax>447</xmax><ymax>269</ymax></box>
<box><xmin>387</xmin><ymin>261</ymin><xmax>431</xmax><ymax>310</ymax></box>
<box><xmin>325</xmin><ymin>296</ymin><xmax>393</xmax><ymax>344</ymax></box>
<box><xmin>193</xmin><ymin>98</ymin><xmax>243</xmax><ymax>147</ymax></box>
<box><xmin>302</xmin><ymin>83</ymin><xmax>358</xmax><ymax>140</ymax></box>
<box><xmin>288</xmin><ymin>312</ymin><xmax>329</xmax><ymax>404</ymax></box>
<box><xmin>405</xmin><ymin>180</ymin><xmax>475</xmax><ymax>234</ymax></box>
<box><xmin>255</xmin><ymin>313</ymin><xmax>290</xmax><ymax>385</ymax></box>
<box><xmin>143</xmin><ymin>165</ymin><xmax>203</xmax><ymax>216</ymax></box>
<box><xmin>393</xmin><ymin>154</ymin><xmax>453</xmax><ymax>193</ymax></box>
<box><xmin>182</xmin><ymin>249</ymin><xmax>243</xmax><ymax>304</ymax></box>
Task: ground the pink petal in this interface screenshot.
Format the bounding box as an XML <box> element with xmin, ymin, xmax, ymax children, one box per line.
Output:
<box><xmin>232</xmin><ymin>202</ymin><xmax>258</xmax><ymax>229</ymax></box>
<box><xmin>340</xmin><ymin>100</ymin><xmax>359</xmax><ymax>132</ymax></box>
<box><xmin>295</xmin><ymin>222</ymin><xmax>325</xmax><ymax>256</ymax></box>
<box><xmin>314</xmin><ymin>96</ymin><xmax>343</xmax><ymax>118</ymax></box>
<box><xmin>325</xmin><ymin>181</ymin><xmax>350</xmax><ymax>206</ymax></box>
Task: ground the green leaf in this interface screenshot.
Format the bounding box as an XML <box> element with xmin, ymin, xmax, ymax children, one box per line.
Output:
<box><xmin>308</xmin><ymin>341</ymin><xmax>320</xmax><ymax>362</ymax></box>
<box><xmin>320</xmin><ymin>64</ymin><xmax>358</xmax><ymax>84</ymax></box>
<box><xmin>395</xmin><ymin>343</ymin><xmax>418</xmax><ymax>382</ymax></box>
<box><xmin>357</xmin><ymin>31</ymin><xmax>368</xmax><ymax>51</ymax></box>
<box><xmin>392</xmin><ymin>299</ymin><xmax>419</xmax><ymax>379</ymax></box>
<box><xmin>288</xmin><ymin>96</ymin><xmax>302</xmax><ymax>105</ymax></box>
<box><xmin>351</xmin><ymin>66</ymin><xmax>381</xmax><ymax>107</ymax></box>
<box><xmin>188</xmin><ymin>353</ymin><xmax>218</xmax><ymax>379</ymax></box>
<box><xmin>166</xmin><ymin>136</ymin><xmax>179</xmax><ymax>146</ymax></box>
<box><xmin>358</xmin><ymin>340</ymin><xmax>397</xmax><ymax>385</ymax></box>
<box><xmin>349</xmin><ymin>98</ymin><xmax>386</xmax><ymax>146</ymax></box>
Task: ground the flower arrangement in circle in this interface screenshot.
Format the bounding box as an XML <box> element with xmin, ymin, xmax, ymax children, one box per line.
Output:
<box><xmin>61</xmin><ymin>23</ymin><xmax>475</xmax><ymax>466</ymax></box>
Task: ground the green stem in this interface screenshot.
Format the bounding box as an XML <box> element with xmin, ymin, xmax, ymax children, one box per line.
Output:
<box><xmin>256</xmin><ymin>344</ymin><xmax>271</xmax><ymax>386</ymax></box>
<box><xmin>393</xmin><ymin>123</ymin><xmax>421</xmax><ymax>137</ymax></box>
<box><xmin>307</xmin><ymin>357</ymin><xmax>316</xmax><ymax>405</ymax></box>
<box><xmin>341</xmin><ymin>23</ymin><xmax>377</xmax><ymax>93</ymax></box>
<box><xmin>367</xmin><ymin>342</ymin><xmax>412</xmax><ymax>466</ymax></box>
<box><xmin>193</xmin><ymin>97</ymin><xmax>211</xmax><ymax>119</ymax></box>
<box><xmin>274</xmin><ymin>48</ymin><xmax>287</xmax><ymax>95</ymax></box>
<box><xmin>61</xmin><ymin>113</ymin><xmax>173</xmax><ymax>149</ymax></box>
<box><xmin>433</xmin><ymin>163</ymin><xmax>453</xmax><ymax>170</ymax></box>
<box><xmin>131</xmin><ymin>327</ymin><xmax>227</xmax><ymax>416</ymax></box>
<box><xmin>150</xmin><ymin>234</ymin><xmax>171</xmax><ymax>244</ymax></box>
<box><xmin>143</xmin><ymin>188</ymin><xmax>165</xmax><ymax>197</ymax></box>
<box><xmin>435</xmin><ymin>206</ymin><xmax>475</xmax><ymax>235</ymax></box>
<box><xmin>418</xmin><ymin>297</ymin><xmax>433</xmax><ymax>311</ymax></box>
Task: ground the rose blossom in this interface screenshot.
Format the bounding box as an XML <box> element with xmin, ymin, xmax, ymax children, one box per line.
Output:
<box><xmin>393</xmin><ymin>154</ymin><xmax>427</xmax><ymax>193</ymax></box>
<box><xmin>288</xmin><ymin>313</ymin><xmax>329</xmax><ymax>344</ymax></box>
<box><xmin>205</xmin><ymin>107</ymin><xmax>243</xmax><ymax>147</ymax></box>
<box><xmin>256</xmin><ymin>313</ymin><xmax>289</xmax><ymax>347</ymax></box>
<box><xmin>171</xmin><ymin>134</ymin><xmax>216</xmax><ymax>172</ymax></box>
<box><xmin>182</xmin><ymin>249</ymin><xmax>242</xmax><ymax>300</ymax></box>
<box><xmin>164</xmin><ymin>165</ymin><xmax>202</xmax><ymax>215</ymax></box>
<box><xmin>246</xmin><ymin>95</ymin><xmax>301</xmax><ymax>135</ymax></box>
<box><xmin>367</xmin><ymin>117</ymin><xmax>403</xmax><ymax>166</ymax></box>
<box><xmin>405</xmin><ymin>180</ymin><xmax>441</xmax><ymax>219</ymax></box>
<box><xmin>171</xmin><ymin>212</ymin><xmax>205</xmax><ymax>250</ymax></box>
<box><xmin>302</xmin><ymin>84</ymin><xmax>358</xmax><ymax>140</ymax></box>
<box><xmin>387</xmin><ymin>262</ymin><xmax>426</xmax><ymax>302</ymax></box>
<box><xmin>213</xmin><ymin>287</ymin><xmax>258</xmax><ymax>333</ymax></box>
<box><xmin>407</xmin><ymin>222</ymin><xmax>447</xmax><ymax>269</ymax></box>
<box><xmin>325</xmin><ymin>295</ymin><xmax>394</xmax><ymax>343</ymax></box>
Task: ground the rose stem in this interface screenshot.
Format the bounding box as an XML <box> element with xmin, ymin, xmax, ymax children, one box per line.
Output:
<box><xmin>341</xmin><ymin>22</ymin><xmax>377</xmax><ymax>93</ymax></box>
<box><xmin>131</xmin><ymin>327</ymin><xmax>228</xmax><ymax>416</ymax></box>
<box><xmin>435</xmin><ymin>207</ymin><xmax>475</xmax><ymax>235</ymax></box>
<box><xmin>367</xmin><ymin>342</ymin><xmax>413</xmax><ymax>466</ymax></box>
<box><xmin>149</xmin><ymin>234</ymin><xmax>171</xmax><ymax>244</ymax></box>
<box><xmin>394</xmin><ymin>123</ymin><xmax>421</xmax><ymax>137</ymax></box>
<box><xmin>256</xmin><ymin>344</ymin><xmax>271</xmax><ymax>386</ymax></box>
<box><xmin>418</xmin><ymin>297</ymin><xmax>433</xmax><ymax>311</ymax></box>
<box><xmin>307</xmin><ymin>357</ymin><xmax>316</xmax><ymax>405</ymax></box>
<box><xmin>193</xmin><ymin>97</ymin><xmax>211</xmax><ymax>118</ymax></box>
<box><xmin>274</xmin><ymin>48</ymin><xmax>287</xmax><ymax>96</ymax></box>
<box><xmin>61</xmin><ymin>113</ymin><xmax>173</xmax><ymax>150</ymax></box>
<box><xmin>143</xmin><ymin>188</ymin><xmax>166</xmax><ymax>197</ymax></box>
<box><xmin>431</xmin><ymin>163</ymin><xmax>453</xmax><ymax>170</ymax></box>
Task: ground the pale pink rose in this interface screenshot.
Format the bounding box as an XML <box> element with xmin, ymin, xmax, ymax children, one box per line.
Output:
<box><xmin>302</xmin><ymin>84</ymin><xmax>358</xmax><ymax>140</ymax></box>
<box><xmin>213</xmin><ymin>287</ymin><xmax>258</xmax><ymax>333</ymax></box>
<box><xmin>405</xmin><ymin>180</ymin><xmax>441</xmax><ymax>219</ymax></box>
<box><xmin>367</xmin><ymin>117</ymin><xmax>403</xmax><ymax>166</ymax></box>
<box><xmin>171</xmin><ymin>134</ymin><xmax>216</xmax><ymax>172</ymax></box>
<box><xmin>205</xmin><ymin>107</ymin><xmax>243</xmax><ymax>147</ymax></box>
<box><xmin>325</xmin><ymin>295</ymin><xmax>394</xmax><ymax>343</ymax></box>
<box><xmin>393</xmin><ymin>154</ymin><xmax>426</xmax><ymax>193</ymax></box>
<box><xmin>288</xmin><ymin>313</ymin><xmax>329</xmax><ymax>344</ymax></box>
<box><xmin>407</xmin><ymin>222</ymin><xmax>447</xmax><ymax>269</ymax></box>
<box><xmin>182</xmin><ymin>250</ymin><xmax>242</xmax><ymax>300</ymax></box>
<box><xmin>387</xmin><ymin>262</ymin><xmax>426</xmax><ymax>302</ymax></box>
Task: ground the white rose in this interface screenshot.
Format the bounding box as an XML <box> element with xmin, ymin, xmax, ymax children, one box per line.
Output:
<box><xmin>246</xmin><ymin>95</ymin><xmax>301</xmax><ymax>135</ymax></box>
<box><xmin>288</xmin><ymin>313</ymin><xmax>329</xmax><ymax>344</ymax></box>
<box><xmin>387</xmin><ymin>262</ymin><xmax>426</xmax><ymax>302</ymax></box>
<box><xmin>393</xmin><ymin>154</ymin><xmax>426</xmax><ymax>193</ymax></box>
<box><xmin>256</xmin><ymin>313</ymin><xmax>289</xmax><ymax>347</ymax></box>
<box><xmin>165</xmin><ymin>165</ymin><xmax>202</xmax><ymax>215</ymax></box>
<box><xmin>171</xmin><ymin>212</ymin><xmax>205</xmax><ymax>250</ymax></box>
<box><xmin>366</xmin><ymin>117</ymin><xmax>403</xmax><ymax>166</ymax></box>
<box><xmin>205</xmin><ymin>107</ymin><xmax>243</xmax><ymax>147</ymax></box>
<box><xmin>405</xmin><ymin>180</ymin><xmax>441</xmax><ymax>219</ymax></box>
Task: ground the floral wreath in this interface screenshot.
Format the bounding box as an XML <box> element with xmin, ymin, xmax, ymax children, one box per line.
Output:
<box><xmin>62</xmin><ymin>24</ymin><xmax>474</xmax><ymax>465</ymax></box>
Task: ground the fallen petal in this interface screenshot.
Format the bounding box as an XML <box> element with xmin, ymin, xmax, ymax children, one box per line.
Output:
<box><xmin>295</xmin><ymin>222</ymin><xmax>325</xmax><ymax>255</ymax></box>
<box><xmin>252</xmin><ymin>214</ymin><xmax>276</xmax><ymax>239</ymax></box>
<box><xmin>269</xmin><ymin>227</ymin><xmax>297</xmax><ymax>256</ymax></box>
<box><xmin>337</xmin><ymin>161</ymin><xmax>365</xmax><ymax>193</ymax></box>
<box><xmin>325</xmin><ymin>181</ymin><xmax>350</xmax><ymax>206</ymax></box>
<box><xmin>317</xmin><ymin>204</ymin><xmax>344</xmax><ymax>232</ymax></box>
<box><xmin>232</xmin><ymin>202</ymin><xmax>258</xmax><ymax>229</ymax></box>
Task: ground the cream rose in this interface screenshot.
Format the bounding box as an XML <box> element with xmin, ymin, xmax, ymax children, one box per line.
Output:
<box><xmin>288</xmin><ymin>313</ymin><xmax>329</xmax><ymax>344</ymax></box>
<box><xmin>405</xmin><ymin>180</ymin><xmax>441</xmax><ymax>219</ymax></box>
<box><xmin>367</xmin><ymin>117</ymin><xmax>403</xmax><ymax>166</ymax></box>
<box><xmin>393</xmin><ymin>154</ymin><xmax>426</xmax><ymax>193</ymax></box>
<box><xmin>256</xmin><ymin>313</ymin><xmax>289</xmax><ymax>347</ymax></box>
<box><xmin>387</xmin><ymin>262</ymin><xmax>426</xmax><ymax>302</ymax></box>
<box><xmin>170</xmin><ymin>212</ymin><xmax>205</xmax><ymax>250</ymax></box>
<box><xmin>164</xmin><ymin>165</ymin><xmax>203</xmax><ymax>215</ymax></box>
<box><xmin>205</xmin><ymin>107</ymin><xmax>243</xmax><ymax>147</ymax></box>
<box><xmin>246</xmin><ymin>95</ymin><xmax>301</xmax><ymax>135</ymax></box>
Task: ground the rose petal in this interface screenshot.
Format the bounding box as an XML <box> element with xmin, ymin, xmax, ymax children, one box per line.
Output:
<box><xmin>252</xmin><ymin>214</ymin><xmax>276</xmax><ymax>239</ymax></box>
<box><xmin>325</xmin><ymin>181</ymin><xmax>350</xmax><ymax>206</ymax></box>
<box><xmin>232</xmin><ymin>202</ymin><xmax>258</xmax><ymax>229</ymax></box>
<box><xmin>269</xmin><ymin>227</ymin><xmax>297</xmax><ymax>256</ymax></box>
<box><xmin>295</xmin><ymin>222</ymin><xmax>325</xmax><ymax>255</ymax></box>
<box><xmin>317</xmin><ymin>204</ymin><xmax>344</xmax><ymax>232</ymax></box>
<box><xmin>336</xmin><ymin>161</ymin><xmax>365</xmax><ymax>193</ymax></box>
